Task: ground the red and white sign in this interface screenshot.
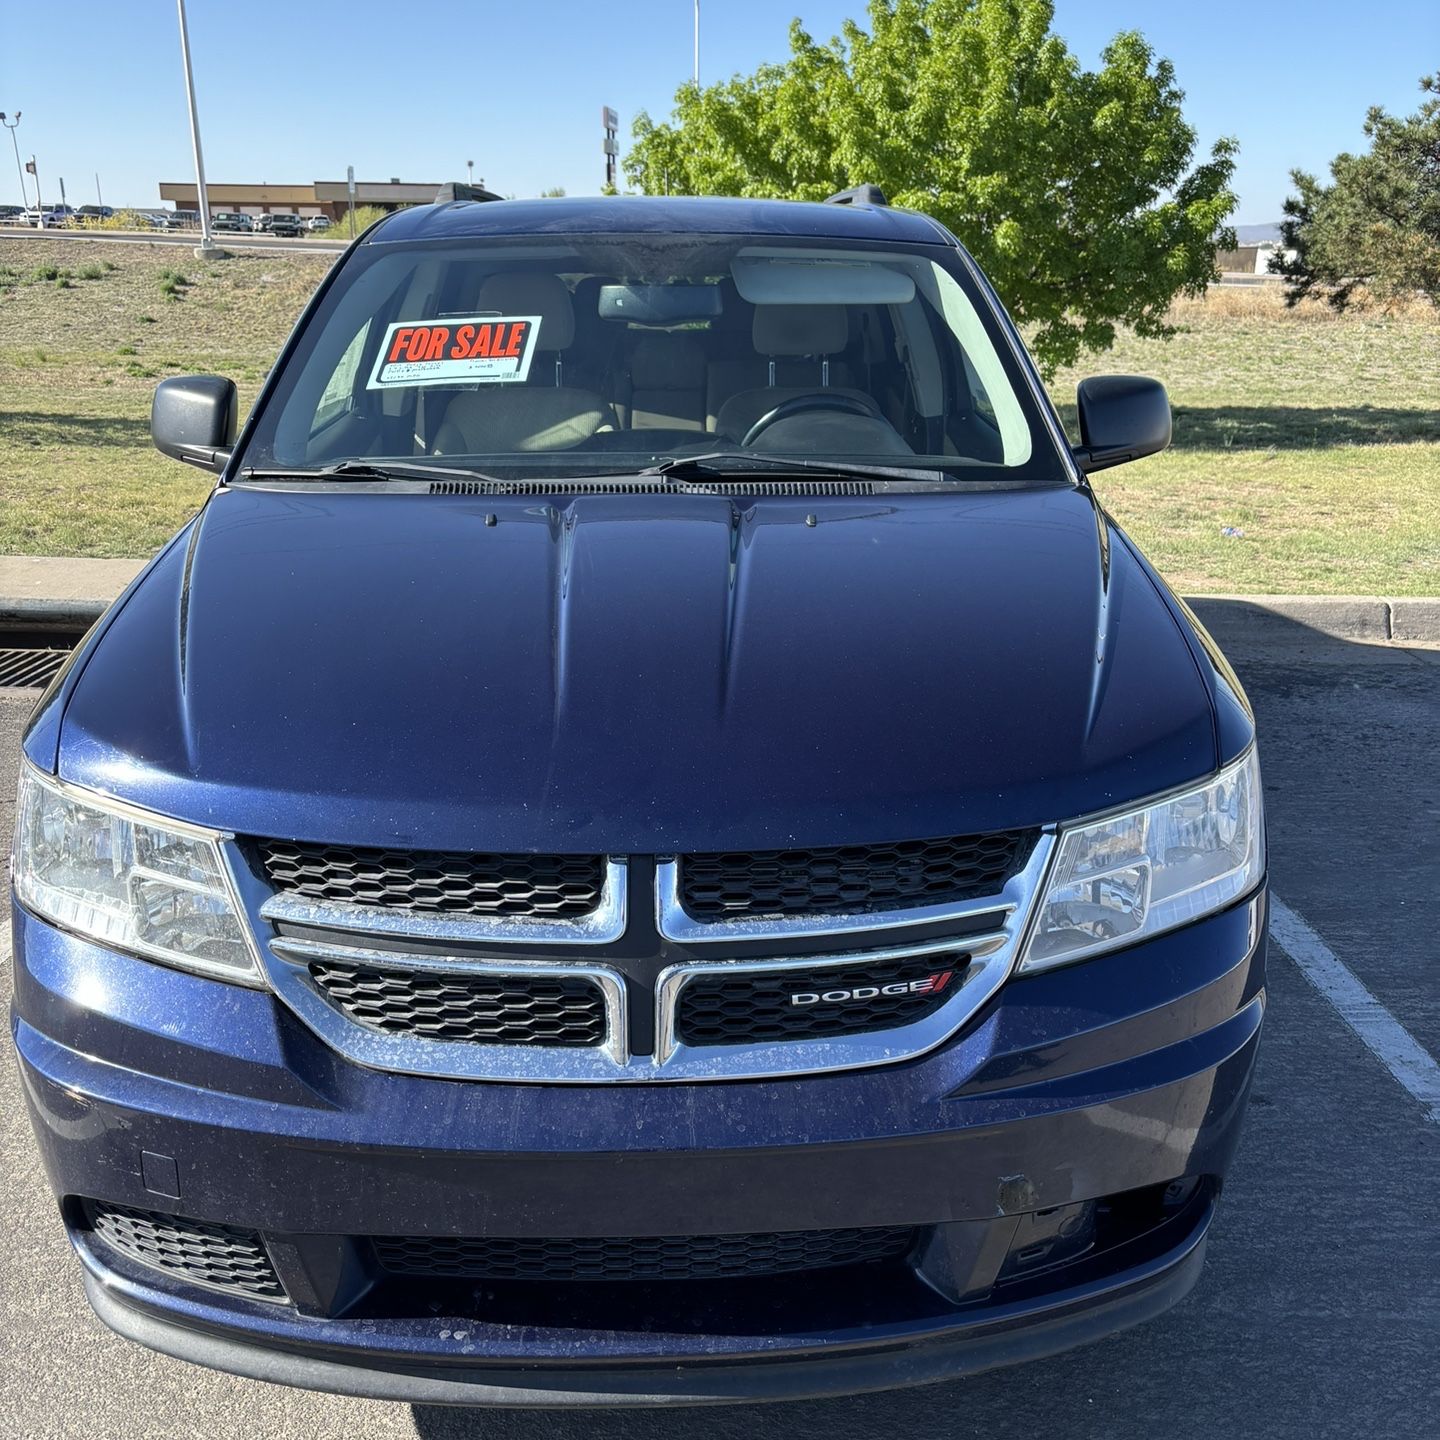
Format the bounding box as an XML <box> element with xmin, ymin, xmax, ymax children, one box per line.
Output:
<box><xmin>367</xmin><ymin>314</ymin><xmax>542</xmax><ymax>389</ymax></box>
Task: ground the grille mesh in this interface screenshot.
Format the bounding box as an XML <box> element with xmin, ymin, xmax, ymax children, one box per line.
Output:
<box><xmin>85</xmin><ymin>1201</ymin><xmax>286</xmax><ymax>1302</ymax></box>
<box><xmin>257</xmin><ymin>840</ymin><xmax>605</xmax><ymax>918</ymax></box>
<box><xmin>373</xmin><ymin>1225</ymin><xmax>917</xmax><ymax>1282</ymax></box>
<box><xmin>677</xmin><ymin>950</ymin><xmax>971</xmax><ymax>1046</ymax></box>
<box><xmin>680</xmin><ymin>830</ymin><xmax>1036</xmax><ymax>921</ymax></box>
<box><xmin>309</xmin><ymin>961</ymin><xmax>607</xmax><ymax>1046</ymax></box>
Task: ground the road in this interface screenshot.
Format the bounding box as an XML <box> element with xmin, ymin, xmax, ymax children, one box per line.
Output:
<box><xmin>0</xmin><ymin>224</ymin><xmax>345</xmax><ymax>255</ymax></box>
<box><xmin>1</xmin><ymin>623</ymin><xmax>1436</xmax><ymax>1440</ymax></box>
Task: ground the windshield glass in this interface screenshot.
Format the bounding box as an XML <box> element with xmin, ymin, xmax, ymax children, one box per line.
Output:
<box><xmin>241</xmin><ymin>232</ymin><xmax>1065</xmax><ymax>482</ymax></box>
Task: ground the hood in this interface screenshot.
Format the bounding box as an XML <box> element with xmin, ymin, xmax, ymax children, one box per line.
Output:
<box><xmin>56</xmin><ymin>484</ymin><xmax>1217</xmax><ymax>853</ymax></box>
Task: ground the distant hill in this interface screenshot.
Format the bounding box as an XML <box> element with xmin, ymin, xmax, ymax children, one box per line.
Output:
<box><xmin>1234</xmin><ymin>223</ymin><xmax>1283</xmax><ymax>245</ymax></box>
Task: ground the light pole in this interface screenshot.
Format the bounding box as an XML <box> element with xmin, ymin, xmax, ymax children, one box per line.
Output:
<box><xmin>175</xmin><ymin>0</ymin><xmax>220</xmax><ymax>257</ymax></box>
<box><xmin>467</xmin><ymin>159</ymin><xmax>474</xmax><ymax>190</ymax></box>
<box><xmin>694</xmin><ymin>1</ymin><xmax>700</xmax><ymax>87</ymax></box>
<box><xmin>0</xmin><ymin>112</ymin><xmax>28</xmax><ymax>211</ymax></box>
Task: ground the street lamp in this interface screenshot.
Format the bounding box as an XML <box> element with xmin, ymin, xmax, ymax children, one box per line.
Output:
<box><xmin>0</xmin><ymin>112</ymin><xmax>29</xmax><ymax>212</ymax></box>
<box><xmin>174</xmin><ymin>0</ymin><xmax>219</xmax><ymax>257</ymax></box>
<box><xmin>467</xmin><ymin>159</ymin><xmax>474</xmax><ymax>189</ymax></box>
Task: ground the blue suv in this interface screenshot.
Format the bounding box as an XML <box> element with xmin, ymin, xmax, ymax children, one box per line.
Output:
<box><xmin>11</xmin><ymin>193</ymin><xmax>1266</xmax><ymax>1405</ymax></box>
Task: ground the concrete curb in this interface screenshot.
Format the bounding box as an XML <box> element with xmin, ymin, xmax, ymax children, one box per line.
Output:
<box><xmin>1185</xmin><ymin>595</ymin><xmax>1439</xmax><ymax>646</ymax></box>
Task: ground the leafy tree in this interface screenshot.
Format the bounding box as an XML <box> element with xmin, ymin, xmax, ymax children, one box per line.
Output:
<box><xmin>539</xmin><ymin>186</ymin><xmax>568</xmax><ymax>198</ymax></box>
<box><xmin>1273</xmin><ymin>74</ymin><xmax>1440</xmax><ymax>309</ymax></box>
<box><xmin>625</xmin><ymin>0</ymin><xmax>1237</xmax><ymax>373</ymax></box>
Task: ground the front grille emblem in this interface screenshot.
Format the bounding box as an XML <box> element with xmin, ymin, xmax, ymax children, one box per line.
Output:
<box><xmin>789</xmin><ymin>969</ymin><xmax>955</xmax><ymax>1007</ymax></box>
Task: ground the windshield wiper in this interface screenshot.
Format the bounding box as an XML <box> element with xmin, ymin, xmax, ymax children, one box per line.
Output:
<box><xmin>239</xmin><ymin>459</ymin><xmax>509</xmax><ymax>485</ymax></box>
<box><xmin>635</xmin><ymin>452</ymin><xmax>956</xmax><ymax>485</ymax></box>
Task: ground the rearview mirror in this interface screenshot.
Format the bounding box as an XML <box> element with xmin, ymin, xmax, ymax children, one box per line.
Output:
<box><xmin>1073</xmin><ymin>375</ymin><xmax>1171</xmax><ymax>474</ymax></box>
<box><xmin>151</xmin><ymin>375</ymin><xmax>237</xmax><ymax>472</ymax></box>
<box><xmin>597</xmin><ymin>284</ymin><xmax>722</xmax><ymax>325</ymax></box>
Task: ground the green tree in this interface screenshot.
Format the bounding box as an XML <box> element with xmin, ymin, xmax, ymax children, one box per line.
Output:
<box><xmin>625</xmin><ymin>0</ymin><xmax>1237</xmax><ymax>373</ymax></box>
<box><xmin>1273</xmin><ymin>74</ymin><xmax>1440</xmax><ymax>309</ymax></box>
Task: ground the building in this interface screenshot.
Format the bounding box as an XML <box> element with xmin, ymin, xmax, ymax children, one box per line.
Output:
<box><xmin>156</xmin><ymin>178</ymin><xmax>502</xmax><ymax>221</ymax></box>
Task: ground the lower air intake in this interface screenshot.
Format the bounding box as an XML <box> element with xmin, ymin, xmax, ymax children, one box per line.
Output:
<box><xmin>373</xmin><ymin>1225</ymin><xmax>918</xmax><ymax>1283</ymax></box>
<box><xmin>84</xmin><ymin>1201</ymin><xmax>286</xmax><ymax>1302</ymax></box>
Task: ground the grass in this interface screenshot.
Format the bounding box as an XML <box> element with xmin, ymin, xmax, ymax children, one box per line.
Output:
<box><xmin>1046</xmin><ymin>286</ymin><xmax>1439</xmax><ymax>595</ymax></box>
<box><xmin>0</xmin><ymin>237</ymin><xmax>334</xmax><ymax>555</ymax></box>
<box><xmin>0</xmin><ymin>238</ymin><xmax>1435</xmax><ymax>592</ymax></box>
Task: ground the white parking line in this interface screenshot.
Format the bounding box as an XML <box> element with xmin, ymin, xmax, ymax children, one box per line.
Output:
<box><xmin>1270</xmin><ymin>896</ymin><xmax>1440</xmax><ymax>1125</ymax></box>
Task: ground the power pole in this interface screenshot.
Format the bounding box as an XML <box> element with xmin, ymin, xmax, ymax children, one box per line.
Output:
<box><xmin>175</xmin><ymin>0</ymin><xmax>220</xmax><ymax>257</ymax></box>
<box><xmin>694</xmin><ymin>0</ymin><xmax>700</xmax><ymax>87</ymax></box>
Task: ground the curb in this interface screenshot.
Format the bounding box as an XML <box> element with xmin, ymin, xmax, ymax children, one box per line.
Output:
<box><xmin>1184</xmin><ymin>595</ymin><xmax>1439</xmax><ymax>646</ymax></box>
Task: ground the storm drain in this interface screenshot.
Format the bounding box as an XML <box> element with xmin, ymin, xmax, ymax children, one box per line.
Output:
<box><xmin>0</xmin><ymin>646</ymin><xmax>69</xmax><ymax>689</ymax></box>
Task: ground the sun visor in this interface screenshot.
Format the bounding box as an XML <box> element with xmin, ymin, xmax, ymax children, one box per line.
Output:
<box><xmin>730</xmin><ymin>256</ymin><xmax>916</xmax><ymax>306</ymax></box>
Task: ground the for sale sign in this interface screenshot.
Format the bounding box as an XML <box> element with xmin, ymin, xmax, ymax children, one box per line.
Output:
<box><xmin>367</xmin><ymin>315</ymin><xmax>542</xmax><ymax>389</ymax></box>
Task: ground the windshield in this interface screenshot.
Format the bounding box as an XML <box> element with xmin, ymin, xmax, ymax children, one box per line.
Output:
<box><xmin>241</xmin><ymin>231</ymin><xmax>1065</xmax><ymax>483</ymax></box>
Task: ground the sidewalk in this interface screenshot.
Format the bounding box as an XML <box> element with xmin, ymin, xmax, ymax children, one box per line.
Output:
<box><xmin>0</xmin><ymin>554</ymin><xmax>1436</xmax><ymax>643</ymax></box>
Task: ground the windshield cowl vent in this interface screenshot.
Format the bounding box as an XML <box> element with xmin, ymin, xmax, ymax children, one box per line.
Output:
<box><xmin>426</xmin><ymin>479</ymin><xmax>875</xmax><ymax>497</ymax></box>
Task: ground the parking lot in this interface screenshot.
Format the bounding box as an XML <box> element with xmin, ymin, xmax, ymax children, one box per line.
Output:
<box><xmin>1</xmin><ymin>617</ymin><xmax>1436</xmax><ymax>1440</ymax></box>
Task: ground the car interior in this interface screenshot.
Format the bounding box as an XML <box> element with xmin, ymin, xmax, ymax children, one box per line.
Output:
<box><xmin>281</xmin><ymin>245</ymin><xmax>1032</xmax><ymax>471</ymax></box>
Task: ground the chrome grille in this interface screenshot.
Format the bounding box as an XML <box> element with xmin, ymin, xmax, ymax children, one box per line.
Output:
<box><xmin>256</xmin><ymin>839</ymin><xmax>604</xmax><ymax>918</ymax></box>
<box><xmin>678</xmin><ymin>829</ymin><xmax>1038</xmax><ymax>921</ymax></box>
<box><xmin>308</xmin><ymin>960</ymin><xmax>608</xmax><ymax>1047</ymax></box>
<box><xmin>251</xmin><ymin>833</ymin><xmax>1055</xmax><ymax>1084</ymax></box>
<box><xmin>373</xmin><ymin>1225</ymin><xmax>916</xmax><ymax>1282</ymax></box>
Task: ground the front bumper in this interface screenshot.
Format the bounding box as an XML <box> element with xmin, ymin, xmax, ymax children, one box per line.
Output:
<box><xmin>12</xmin><ymin>890</ymin><xmax>1265</xmax><ymax>1405</ymax></box>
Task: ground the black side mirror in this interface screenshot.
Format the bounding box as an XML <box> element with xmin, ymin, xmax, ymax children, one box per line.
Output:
<box><xmin>1073</xmin><ymin>375</ymin><xmax>1171</xmax><ymax>474</ymax></box>
<box><xmin>151</xmin><ymin>375</ymin><xmax>237</xmax><ymax>472</ymax></box>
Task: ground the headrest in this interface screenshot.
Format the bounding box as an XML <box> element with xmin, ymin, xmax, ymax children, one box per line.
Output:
<box><xmin>752</xmin><ymin>303</ymin><xmax>848</xmax><ymax>357</ymax></box>
<box><xmin>475</xmin><ymin>272</ymin><xmax>575</xmax><ymax>350</ymax></box>
<box><xmin>629</xmin><ymin>333</ymin><xmax>706</xmax><ymax>388</ymax></box>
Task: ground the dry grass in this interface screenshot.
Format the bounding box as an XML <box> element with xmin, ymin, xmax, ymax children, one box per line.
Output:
<box><xmin>0</xmin><ymin>237</ymin><xmax>334</xmax><ymax>554</ymax></box>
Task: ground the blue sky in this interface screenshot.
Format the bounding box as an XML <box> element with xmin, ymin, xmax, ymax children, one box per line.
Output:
<box><xmin>2</xmin><ymin>1</ymin><xmax>1435</xmax><ymax>222</ymax></box>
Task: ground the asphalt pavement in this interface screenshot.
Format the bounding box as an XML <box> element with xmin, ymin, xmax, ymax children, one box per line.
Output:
<box><xmin>1</xmin><ymin>621</ymin><xmax>1436</xmax><ymax>1439</ymax></box>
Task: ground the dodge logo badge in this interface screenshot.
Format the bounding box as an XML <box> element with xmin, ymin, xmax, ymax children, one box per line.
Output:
<box><xmin>789</xmin><ymin>970</ymin><xmax>956</xmax><ymax>1007</ymax></box>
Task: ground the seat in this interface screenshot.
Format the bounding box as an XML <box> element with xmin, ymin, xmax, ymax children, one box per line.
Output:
<box><xmin>625</xmin><ymin>332</ymin><xmax>708</xmax><ymax>430</ymax></box>
<box><xmin>714</xmin><ymin>304</ymin><xmax>869</xmax><ymax>443</ymax></box>
<box><xmin>432</xmin><ymin>273</ymin><xmax>612</xmax><ymax>455</ymax></box>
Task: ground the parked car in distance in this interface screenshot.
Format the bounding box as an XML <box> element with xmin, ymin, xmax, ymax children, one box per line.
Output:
<box><xmin>14</xmin><ymin>192</ymin><xmax>1267</xmax><ymax>1408</ymax></box>
<box><xmin>211</xmin><ymin>212</ymin><xmax>253</xmax><ymax>233</ymax></box>
<box><xmin>306</xmin><ymin>215</ymin><xmax>333</xmax><ymax>232</ymax></box>
<box><xmin>265</xmin><ymin>212</ymin><xmax>303</xmax><ymax>236</ymax></box>
<box><xmin>23</xmin><ymin>203</ymin><xmax>74</xmax><ymax>227</ymax></box>
<box><xmin>73</xmin><ymin>204</ymin><xmax>114</xmax><ymax>225</ymax></box>
<box><xmin>0</xmin><ymin>203</ymin><xmax>25</xmax><ymax>223</ymax></box>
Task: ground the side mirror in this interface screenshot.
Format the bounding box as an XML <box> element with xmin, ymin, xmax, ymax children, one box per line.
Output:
<box><xmin>1073</xmin><ymin>375</ymin><xmax>1171</xmax><ymax>474</ymax></box>
<box><xmin>151</xmin><ymin>375</ymin><xmax>237</xmax><ymax>472</ymax></box>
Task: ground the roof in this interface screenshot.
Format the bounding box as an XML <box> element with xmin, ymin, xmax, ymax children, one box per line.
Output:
<box><xmin>366</xmin><ymin>195</ymin><xmax>949</xmax><ymax>246</ymax></box>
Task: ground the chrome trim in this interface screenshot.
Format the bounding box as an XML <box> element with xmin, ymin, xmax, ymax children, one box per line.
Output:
<box><xmin>655</xmin><ymin>929</ymin><xmax>1006</xmax><ymax>1072</ymax></box>
<box><xmin>249</xmin><ymin>834</ymin><xmax>1055</xmax><ymax>1084</ymax></box>
<box><xmin>258</xmin><ymin>856</ymin><xmax>628</xmax><ymax>946</ymax></box>
<box><xmin>651</xmin><ymin>833</ymin><xmax>1056</xmax><ymax>1081</ymax></box>
<box><xmin>263</xmin><ymin>935</ymin><xmax>631</xmax><ymax>1083</ymax></box>
<box><xmin>656</xmin><ymin>860</ymin><xmax>1018</xmax><ymax>943</ymax></box>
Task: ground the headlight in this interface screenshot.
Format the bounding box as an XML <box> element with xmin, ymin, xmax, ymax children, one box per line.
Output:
<box><xmin>1019</xmin><ymin>748</ymin><xmax>1263</xmax><ymax>973</ymax></box>
<box><xmin>13</xmin><ymin>764</ymin><xmax>262</xmax><ymax>985</ymax></box>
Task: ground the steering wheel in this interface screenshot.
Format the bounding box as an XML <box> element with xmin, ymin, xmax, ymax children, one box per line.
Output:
<box><xmin>741</xmin><ymin>393</ymin><xmax>881</xmax><ymax>448</ymax></box>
